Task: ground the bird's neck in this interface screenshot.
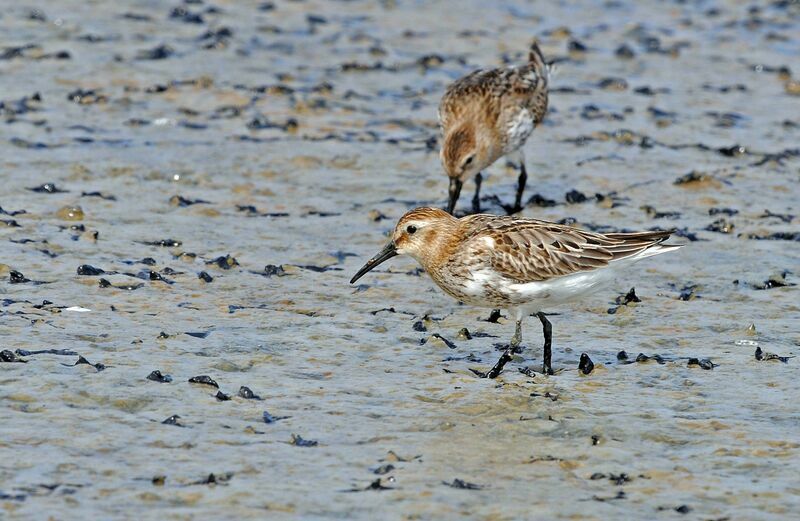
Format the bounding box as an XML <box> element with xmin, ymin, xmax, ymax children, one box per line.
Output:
<box><xmin>413</xmin><ymin>221</ymin><xmax>463</xmax><ymax>273</ymax></box>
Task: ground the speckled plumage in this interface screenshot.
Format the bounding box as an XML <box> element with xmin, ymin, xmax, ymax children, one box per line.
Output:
<box><xmin>439</xmin><ymin>42</ymin><xmax>550</xmax><ymax>214</ymax></box>
<box><xmin>438</xmin><ymin>54</ymin><xmax>548</xmax><ymax>154</ymax></box>
<box><xmin>351</xmin><ymin>208</ymin><xmax>683</xmax><ymax>375</ymax></box>
<box><xmin>398</xmin><ymin>209</ymin><xmax>678</xmax><ymax>308</ymax></box>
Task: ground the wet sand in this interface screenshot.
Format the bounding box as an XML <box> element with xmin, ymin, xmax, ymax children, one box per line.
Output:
<box><xmin>1</xmin><ymin>0</ymin><xmax>799</xmax><ymax>519</ymax></box>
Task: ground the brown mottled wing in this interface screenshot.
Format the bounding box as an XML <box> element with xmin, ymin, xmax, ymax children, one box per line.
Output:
<box><xmin>461</xmin><ymin>216</ymin><xmax>670</xmax><ymax>282</ymax></box>
<box><xmin>438</xmin><ymin>64</ymin><xmax>547</xmax><ymax>126</ymax></box>
<box><xmin>438</xmin><ymin>68</ymin><xmax>494</xmax><ymax>129</ymax></box>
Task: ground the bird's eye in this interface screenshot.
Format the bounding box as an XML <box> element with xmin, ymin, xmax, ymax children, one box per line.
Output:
<box><xmin>406</xmin><ymin>225</ymin><xmax>417</xmax><ymax>234</ymax></box>
<box><xmin>463</xmin><ymin>155</ymin><xmax>474</xmax><ymax>166</ymax></box>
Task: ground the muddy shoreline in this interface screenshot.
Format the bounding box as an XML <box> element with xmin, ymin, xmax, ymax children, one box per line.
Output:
<box><xmin>1</xmin><ymin>1</ymin><xmax>799</xmax><ymax>519</ymax></box>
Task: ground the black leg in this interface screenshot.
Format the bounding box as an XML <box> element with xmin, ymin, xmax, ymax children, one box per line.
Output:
<box><xmin>513</xmin><ymin>162</ymin><xmax>528</xmax><ymax>213</ymax></box>
<box><xmin>536</xmin><ymin>312</ymin><xmax>553</xmax><ymax>375</ymax></box>
<box><xmin>471</xmin><ymin>172</ymin><xmax>482</xmax><ymax>214</ymax></box>
<box><xmin>472</xmin><ymin>318</ymin><xmax>522</xmax><ymax>379</ymax></box>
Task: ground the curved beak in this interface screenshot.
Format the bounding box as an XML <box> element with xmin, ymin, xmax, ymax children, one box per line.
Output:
<box><xmin>350</xmin><ymin>242</ymin><xmax>398</xmax><ymax>284</ymax></box>
<box><xmin>446</xmin><ymin>178</ymin><xmax>463</xmax><ymax>214</ymax></box>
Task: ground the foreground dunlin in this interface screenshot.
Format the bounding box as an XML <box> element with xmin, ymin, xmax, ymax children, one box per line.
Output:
<box><xmin>350</xmin><ymin>208</ymin><xmax>682</xmax><ymax>377</ymax></box>
<box><xmin>439</xmin><ymin>41</ymin><xmax>549</xmax><ymax>215</ymax></box>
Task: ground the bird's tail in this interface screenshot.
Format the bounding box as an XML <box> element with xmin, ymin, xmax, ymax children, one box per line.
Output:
<box><xmin>605</xmin><ymin>229</ymin><xmax>684</xmax><ymax>262</ymax></box>
<box><xmin>528</xmin><ymin>39</ymin><xmax>550</xmax><ymax>86</ymax></box>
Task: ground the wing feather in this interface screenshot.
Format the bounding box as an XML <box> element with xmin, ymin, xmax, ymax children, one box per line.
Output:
<box><xmin>460</xmin><ymin>217</ymin><xmax>673</xmax><ymax>283</ymax></box>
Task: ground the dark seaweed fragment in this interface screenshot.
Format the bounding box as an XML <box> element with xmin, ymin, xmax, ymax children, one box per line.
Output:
<box><xmin>568</xmin><ymin>39</ymin><xmax>588</xmax><ymax>52</ymax></box>
<box><xmin>709</xmin><ymin>207</ymin><xmax>738</xmax><ymax>217</ymax></box>
<box><xmin>750</xmin><ymin>272</ymin><xmax>794</xmax><ymax>290</ymax></box>
<box><xmin>62</xmin><ymin>356</ymin><xmax>105</xmax><ymax>371</ymax></box>
<box><xmin>290</xmin><ymin>434</ymin><xmax>318</xmax><ymax>447</ymax></box>
<box><xmin>759</xmin><ymin>210</ymin><xmax>794</xmax><ymax>223</ymax></box>
<box><xmin>77</xmin><ymin>264</ymin><xmax>105</xmax><ymax>276</ymax></box>
<box><xmin>617</xmin><ymin>288</ymin><xmax>641</xmax><ymax>305</ymax></box>
<box><xmin>206</xmin><ymin>255</ymin><xmax>239</xmax><ymax>269</ymax></box>
<box><xmin>422</xmin><ymin>333</ymin><xmax>456</xmax><ymax>349</ymax></box>
<box><xmin>11</xmin><ymin>138</ymin><xmax>57</xmax><ymax>149</ymax></box>
<box><xmin>147</xmin><ymin>370</ymin><xmax>173</xmax><ymax>383</ymax></box>
<box><xmin>188</xmin><ymin>375</ymin><xmax>219</xmax><ymax>388</ymax></box>
<box><xmin>717</xmin><ymin>144</ymin><xmax>747</xmax><ymax>157</ymax></box>
<box><xmin>526</xmin><ymin>193</ymin><xmax>558</xmax><ymax>207</ymax></box>
<box><xmin>170</xmin><ymin>195</ymin><xmax>210</xmax><ymax>206</ymax></box>
<box><xmin>9</xmin><ymin>271</ymin><xmax>30</xmax><ymax>284</ymax></box>
<box><xmin>615</xmin><ymin>44</ymin><xmax>635</xmax><ymax>58</ymax></box>
<box><xmin>687</xmin><ymin>358</ymin><xmax>715</xmax><ymax>370</ymax></box>
<box><xmin>140</xmin><ymin>239</ymin><xmax>182</xmax><ymax>247</ymax></box>
<box><xmin>136</xmin><ymin>44</ymin><xmax>174</xmax><ymax>60</ymax></box>
<box><xmin>98</xmin><ymin>278</ymin><xmax>144</xmax><ymax>290</ymax></box>
<box><xmin>81</xmin><ymin>191</ymin><xmax>112</xmax><ymax>201</ymax></box>
<box><xmin>198</xmin><ymin>271</ymin><xmax>213</xmax><ymax>282</ymax></box>
<box><xmin>258</xmin><ymin>264</ymin><xmax>287</xmax><ymax>277</ymax></box>
<box><xmin>67</xmin><ymin>89</ymin><xmax>107</xmax><ymax>104</ymax></box>
<box><xmin>27</xmin><ymin>183</ymin><xmax>67</xmax><ymax>193</ymax></box>
<box><xmin>292</xmin><ymin>264</ymin><xmax>341</xmax><ymax>272</ymax></box>
<box><xmin>263</xmin><ymin>411</ymin><xmax>289</xmax><ymax>423</ymax></box>
<box><xmin>640</xmin><ymin>205</ymin><xmax>681</xmax><ymax>219</ymax></box>
<box><xmin>236</xmin><ymin>205</ymin><xmax>289</xmax><ymax>217</ymax></box>
<box><xmin>0</xmin><ymin>92</ymin><xmax>42</xmax><ymax>116</ymax></box>
<box><xmin>740</xmin><ymin>232</ymin><xmax>800</xmax><ymax>241</ymax></box>
<box><xmin>122</xmin><ymin>12</ymin><xmax>153</xmax><ymax>21</ymax></box>
<box><xmin>238</xmin><ymin>386</ymin><xmax>262</xmax><ymax>400</ymax></box>
<box><xmin>634</xmin><ymin>353</ymin><xmax>666</xmax><ymax>364</ymax></box>
<box><xmin>443</xmin><ymin>478</ymin><xmax>484</xmax><ymax>490</ymax></box>
<box><xmin>755</xmin><ymin>346</ymin><xmax>793</xmax><ymax>363</ymax></box>
<box><xmin>169</xmin><ymin>6</ymin><xmax>204</xmax><ymax>23</ymax></box>
<box><xmin>344</xmin><ymin>478</ymin><xmax>394</xmax><ymax>492</ymax></box>
<box><xmin>565</xmin><ymin>189</ymin><xmax>588</xmax><ymax>204</ymax></box>
<box><xmin>486</xmin><ymin>309</ymin><xmax>503</xmax><ymax>323</ymax></box>
<box><xmin>15</xmin><ymin>349</ymin><xmax>77</xmax><ymax>356</ymax></box>
<box><xmin>247</xmin><ymin>116</ymin><xmax>298</xmax><ymax>132</ymax></box>
<box><xmin>706</xmin><ymin>219</ymin><xmax>734</xmax><ymax>234</ymax></box>
<box><xmin>671</xmin><ymin>283</ymin><xmax>700</xmax><ymax>301</ymax></box>
<box><xmin>187</xmin><ymin>473</ymin><xmax>233</xmax><ymax>486</ymax></box>
<box><xmin>579</xmin><ymin>353</ymin><xmax>595</xmax><ymax>374</ymax></box>
<box><xmin>592</xmin><ymin>491</ymin><xmax>626</xmax><ymax>502</ymax></box>
<box><xmin>162</xmin><ymin>415</ymin><xmax>183</xmax><ymax>426</ymax></box>
<box><xmin>0</xmin><ymin>206</ymin><xmax>26</xmax><ymax>216</ymax></box>
<box><xmin>1</xmin><ymin>350</ymin><xmax>27</xmax><ymax>363</ymax></box>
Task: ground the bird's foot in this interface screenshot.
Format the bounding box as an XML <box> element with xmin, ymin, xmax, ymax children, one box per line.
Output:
<box><xmin>470</xmin><ymin>349</ymin><xmax>514</xmax><ymax>379</ymax></box>
<box><xmin>502</xmin><ymin>202</ymin><xmax>524</xmax><ymax>215</ymax></box>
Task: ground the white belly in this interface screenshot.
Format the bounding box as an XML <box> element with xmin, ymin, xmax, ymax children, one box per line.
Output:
<box><xmin>459</xmin><ymin>265</ymin><xmax>617</xmax><ymax>310</ymax></box>
<box><xmin>505</xmin><ymin>109</ymin><xmax>535</xmax><ymax>153</ymax></box>
<box><xmin>509</xmin><ymin>269</ymin><xmax>617</xmax><ymax>311</ymax></box>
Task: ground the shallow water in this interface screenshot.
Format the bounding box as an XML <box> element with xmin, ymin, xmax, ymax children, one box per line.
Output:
<box><xmin>1</xmin><ymin>0</ymin><xmax>799</xmax><ymax>519</ymax></box>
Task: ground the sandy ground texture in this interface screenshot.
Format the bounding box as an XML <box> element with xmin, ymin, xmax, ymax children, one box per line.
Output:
<box><xmin>1</xmin><ymin>0</ymin><xmax>799</xmax><ymax>519</ymax></box>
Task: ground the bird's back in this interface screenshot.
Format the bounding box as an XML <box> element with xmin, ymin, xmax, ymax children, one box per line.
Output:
<box><xmin>452</xmin><ymin>215</ymin><xmax>679</xmax><ymax>283</ymax></box>
<box><xmin>438</xmin><ymin>42</ymin><xmax>549</xmax><ymax>156</ymax></box>
<box><xmin>438</xmin><ymin>42</ymin><xmax>549</xmax><ymax>131</ymax></box>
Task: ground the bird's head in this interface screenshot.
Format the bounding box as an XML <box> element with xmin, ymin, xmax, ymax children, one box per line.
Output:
<box><xmin>350</xmin><ymin>207</ymin><xmax>456</xmax><ymax>283</ymax></box>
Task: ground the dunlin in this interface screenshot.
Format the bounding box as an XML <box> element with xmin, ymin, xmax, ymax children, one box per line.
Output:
<box><xmin>350</xmin><ymin>208</ymin><xmax>682</xmax><ymax>376</ymax></box>
<box><xmin>439</xmin><ymin>41</ymin><xmax>549</xmax><ymax>215</ymax></box>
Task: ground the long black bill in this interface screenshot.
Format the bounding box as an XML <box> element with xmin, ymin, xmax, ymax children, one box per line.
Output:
<box><xmin>349</xmin><ymin>242</ymin><xmax>398</xmax><ymax>284</ymax></box>
<box><xmin>446</xmin><ymin>178</ymin><xmax>463</xmax><ymax>215</ymax></box>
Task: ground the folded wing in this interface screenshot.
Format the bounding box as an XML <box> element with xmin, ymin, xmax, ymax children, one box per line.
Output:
<box><xmin>464</xmin><ymin>217</ymin><xmax>674</xmax><ymax>283</ymax></box>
